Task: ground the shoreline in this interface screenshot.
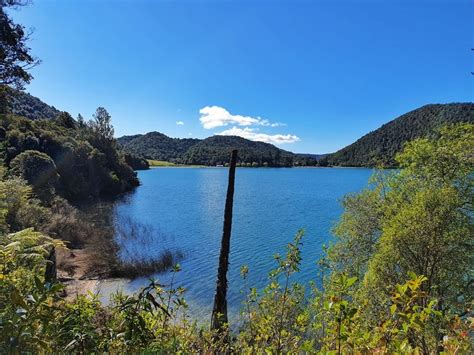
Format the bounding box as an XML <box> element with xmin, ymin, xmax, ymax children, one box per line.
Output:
<box><xmin>57</xmin><ymin>248</ymin><xmax>102</xmax><ymax>299</ymax></box>
<box><xmin>146</xmin><ymin>165</ymin><xmax>377</xmax><ymax>169</ymax></box>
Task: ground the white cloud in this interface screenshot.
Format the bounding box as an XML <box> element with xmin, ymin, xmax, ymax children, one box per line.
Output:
<box><xmin>270</xmin><ymin>122</ymin><xmax>286</xmax><ymax>127</ymax></box>
<box><xmin>199</xmin><ymin>106</ymin><xmax>282</xmax><ymax>129</ymax></box>
<box><xmin>217</xmin><ymin>127</ymin><xmax>300</xmax><ymax>145</ymax></box>
<box><xmin>176</xmin><ymin>121</ymin><xmax>184</xmax><ymax>125</ymax></box>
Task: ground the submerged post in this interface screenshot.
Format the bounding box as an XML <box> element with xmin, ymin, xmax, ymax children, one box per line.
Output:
<box><xmin>211</xmin><ymin>149</ymin><xmax>238</xmax><ymax>331</ymax></box>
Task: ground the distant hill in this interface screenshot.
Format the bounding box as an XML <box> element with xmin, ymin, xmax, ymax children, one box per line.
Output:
<box><xmin>326</xmin><ymin>103</ymin><xmax>474</xmax><ymax>167</ymax></box>
<box><xmin>118</xmin><ymin>133</ymin><xmax>317</xmax><ymax>167</ymax></box>
<box><xmin>7</xmin><ymin>90</ymin><xmax>61</xmax><ymax>120</ymax></box>
<box><xmin>118</xmin><ymin>132</ymin><xmax>200</xmax><ymax>162</ymax></box>
<box><xmin>181</xmin><ymin>135</ymin><xmax>296</xmax><ymax>166</ymax></box>
<box><xmin>10</xmin><ymin>91</ymin><xmax>471</xmax><ymax>168</ymax></box>
<box><xmin>297</xmin><ymin>153</ymin><xmax>328</xmax><ymax>161</ymax></box>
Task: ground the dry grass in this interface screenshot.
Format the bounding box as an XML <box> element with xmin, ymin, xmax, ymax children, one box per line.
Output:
<box><xmin>109</xmin><ymin>249</ymin><xmax>184</xmax><ymax>279</ymax></box>
<box><xmin>52</xmin><ymin>199</ymin><xmax>184</xmax><ymax>282</ymax></box>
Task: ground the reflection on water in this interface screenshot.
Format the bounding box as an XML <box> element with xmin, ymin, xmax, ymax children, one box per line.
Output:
<box><xmin>97</xmin><ymin>167</ymin><xmax>374</xmax><ymax>320</ymax></box>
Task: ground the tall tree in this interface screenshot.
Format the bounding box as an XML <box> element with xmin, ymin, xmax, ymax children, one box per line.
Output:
<box><xmin>0</xmin><ymin>0</ymin><xmax>40</xmax><ymax>112</ymax></box>
<box><xmin>89</xmin><ymin>107</ymin><xmax>114</xmax><ymax>141</ymax></box>
<box><xmin>87</xmin><ymin>107</ymin><xmax>116</xmax><ymax>156</ymax></box>
<box><xmin>328</xmin><ymin>123</ymin><xmax>474</xmax><ymax>328</ymax></box>
<box><xmin>211</xmin><ymin>149</ymin><xmax>238</xmax><ymax>332</ymax></box>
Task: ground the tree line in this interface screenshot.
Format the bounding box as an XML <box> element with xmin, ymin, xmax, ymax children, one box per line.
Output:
<box><xmin>119</xmin><ymin>133</ymin><xmax>320</xmax><ymax>167</ymax></box>
<box><xmin>1</xmin><ymin>109</ymin><xmax>142</xmax><ymax>202</ymax></box>
<box><xmin>326</xmin><ymin>103</ymin><xmax>474</xmax><ymax>167</ymax></box>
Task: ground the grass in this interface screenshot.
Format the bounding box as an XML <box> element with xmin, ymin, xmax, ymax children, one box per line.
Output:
<box><xmin>110</xmin><ymin>249</ymin><xmax>184</xmax><ymax>279</ymax></box>
<box><xmin>147</xmin><ymin>159</ymin><xmax>206</xmax><ymax>168</ymax></box>
<box><xmin>105</xmin><ymin>215</ymin><xmax>186</xmax><ymax>279</ymax></box>
<box><xmin>147</xmin><ymin>160</ymin><xmax>177</xmax><ymax>167</ymax></box>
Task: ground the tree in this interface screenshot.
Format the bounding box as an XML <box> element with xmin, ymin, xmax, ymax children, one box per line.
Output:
<box><xmin>56</xmin><ymin>112</ymin><xmax>76</xmax><ymax>129</ymax></box>
<box><xmin>89</xmin><ymin>107</ymin><xmax>114</xmax><ymax>141</ymax></box>
<box><xmin>0</xmin><ymin>0</ymin><xmax>40</xmax><ymax>112</ymax></box>
<box><xmin>329</xmin><ymin>183</ymin><xmax>384</xmax><ymax>281</ymax></box>
<box><xmin>0</xmin><ymin>175</ymin><xmax>48</xmax><ymax>232</ymax></box>
<box><xmin>329</xmin><ymin>124</ymin><xmax>474</xmax><ymax>329</ymax></box>
<box><xmin>86</xmin><ymin>107</ymin><xmax>117</xmax><ymax>159</ymax></box>
<box><xmin>10</xmin><ymin>150</ymin><xmax>59</xmax><ymax>199</ymax></box>
<box><xmin>76</xmin><ymin>113</ymin><xmax>85</xmax><ymax>127</ymax></box>
<box><xmin>365</xmin><ymin>124</ymin><xmax>473</xmax><ymax>309</ymax></box>
<box><xmin>318</xmin><ymin>156</ymin><xmax>329</xmax><ymax>167</ymax></box>
<box><xmin>325</xmin><ymin>104</ymin><xmax>474</xmax><ymax>167</ymax></box>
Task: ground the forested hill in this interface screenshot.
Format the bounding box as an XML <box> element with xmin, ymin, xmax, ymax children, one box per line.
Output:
<box><xmin>118</xmin><ymin>133</ymin><xmax>318</xmax><ymax>167</ymax></box>
<box><xmin>325</xmin><ymin>103</ymin><xmax>474</xmax><ymax>167</ymax></box>
<box><xmin>182</xmin><ymin>135</ymin><xmax>296</xmax><ymax>166</ymax></box>
<box><xmin>118</xmin><ymin>132</ymin><xmax>200</xmax><ymax>162</ymax></box>
<box><xmin>6</xmin><ymin>90</ymin><xmax>60</xmax><ymax>120</ymax></box>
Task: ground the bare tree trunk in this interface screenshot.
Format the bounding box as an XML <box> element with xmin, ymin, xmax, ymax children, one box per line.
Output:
<box><xmin>211</xmin><ymin>150</ymin><xmax>238</xmax><ymax>332</ymax></box>
<box><xmin>45</xmin><ymin>246</ymin><xmax>57</xmax><ymax>283</ymax></box>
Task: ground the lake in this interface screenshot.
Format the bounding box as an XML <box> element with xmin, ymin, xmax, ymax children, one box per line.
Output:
<box><xmin>98</xmin><ymin>167</ymin><xmax>374</xmax><ymax>320</ymax></box>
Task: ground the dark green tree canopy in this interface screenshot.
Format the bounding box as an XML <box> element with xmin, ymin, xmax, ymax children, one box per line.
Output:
<box><xmin>56</xmin><ymin>112</ymin><xmax>76</xmax><ymax>129</ymax></box>
<box><xmin>2</xmin><ymin>112</ymin><xmax>140</xmax><ymax>202</ymax></box>
<box><xmin>90</xmin><ymin>107</ymin><xmax>114</xmax><ymax>141</ymax></box>
<box><xmin>10</xmin><ymin>149</ymin><xmax>59</xmax><ymax>196</ymax></box>
<box><xmin>118</xmin><ymin>132</ymin><xmax>318</xmax><ymax>167</ymax></box>
<box><xmin>326</xmin><ymin>103</ymin><xmax>474</xmax><ymax>167</ymax></box>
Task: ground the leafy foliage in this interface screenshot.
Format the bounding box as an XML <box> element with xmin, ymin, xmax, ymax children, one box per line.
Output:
<box><xmin>327</xmin><ymin>123</ymin><xmax>473</xmax><ymax>345</ymax></box>
<box><xmin>0</xmin><ymin>110</ymin><xmax>139</xmax><ymax>201</ymax></box>
<box><xmin>0</xmin><ymin>1</ymin><xmax>40</xmax><ymax>91</ymax></box>
<box><xmin>10</xmin><ymin>149</ymin><xmax>59</xmax><ymax>199</ymax></box>
<box><xmin>326</xmin><ymin>103</ymin><xmax>474</xmax><ymax>167</ymax></box>
<box><xmin>0</xmin><ymin>1</ymin><xmax>41</xmax><ymax>115</ymax></box>
<box><xmin>5</xmin><ymin>90</ymin><xmax>60</xmax><ymax>120</ymax></box>
<box><xmin>182</xmin><ymin>135</ymin><xmax>298</xmax><ymax>167</ymax></box>
<box><xmin>0</xmin><ymin>124</ymin><xmax>472</xmax><ymax>353</ymax></box>
<box><xmin>1</xmin><ymin>227</ymin><xmax>470</xmax><ymax>353</ymax></box>
<box><xmin>0</xmin><ymin>174</ymin><xmax>48</xmax><ymax>233</ymax></box>
<box><xmin>123</xmin><ymin>153</ymin><xmax>149</xmax><ymax>170</ymax></box>
<box><xmin>118</xmin><ymin>131</ymin><xmax>200</xmax><ymax>162</ymax></box>
<box><xmin>236</xmin><ymin>230</ymin><xmax>310</xmax><ymax>353</ymax></box>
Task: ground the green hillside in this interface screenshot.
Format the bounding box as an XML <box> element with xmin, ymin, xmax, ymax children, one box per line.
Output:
<box><xmin>118</xmin><ymin>132</ymin><xmax>200</xmax><ymax>162</ymax></box>
<box><xmin>326</xmin><ymin>103</ymin><xmax>474</xmax><ymax>167</ymax></box>
<box><xmin>181</xmin><ymin>135</ymin><xmax>295</xmax><ymax>166</ymax></box>
<box><xmin>6</xmin><ymin>90</ymin><xmax>60</xmax><ymax>120</ymax></box>
<box><xmin>118</xmin><ymin>133</ymin><xmax>318</xmax><ymax>167</ymax></box>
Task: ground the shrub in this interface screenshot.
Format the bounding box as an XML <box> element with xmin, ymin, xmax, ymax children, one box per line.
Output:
<box><xmin>10</xmin><ymin>150</ymin><xmax>58</xmax><ymax>199</ymax></box>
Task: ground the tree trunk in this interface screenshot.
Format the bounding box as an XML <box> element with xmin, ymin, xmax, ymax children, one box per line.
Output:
<box><xmin>45</xmin><ymin>246</ymin><xmax>57</xmax><ymax>283</ymax></box>
<box><xmin>211</xmin><ymin>150</ymin><xmax>238</xmax><ymax>331</ymax></box>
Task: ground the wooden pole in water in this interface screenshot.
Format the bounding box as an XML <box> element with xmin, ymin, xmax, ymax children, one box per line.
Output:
<box><xmin>211</xmin><ymin>149</ymin><xmax>238</xmax><ymax>332</ymax></box>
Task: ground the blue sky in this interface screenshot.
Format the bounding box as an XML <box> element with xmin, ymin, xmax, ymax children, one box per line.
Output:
<box><xmin>10</xmin><ymin>0</ymin><xmax>473</xmax><ymax>153</ymax></box>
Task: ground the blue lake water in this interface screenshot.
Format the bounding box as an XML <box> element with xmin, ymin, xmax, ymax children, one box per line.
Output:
<box><xmin>99</xmin><ymin>167</ymin><xmax>373</xmax><ymax>320</ymax></box>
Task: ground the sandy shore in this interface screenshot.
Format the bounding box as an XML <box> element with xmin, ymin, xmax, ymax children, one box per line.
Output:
<box><xmin>57</xmin><ymin>248</ymin><xmax>101</xmax><ymax>299</ymax></box>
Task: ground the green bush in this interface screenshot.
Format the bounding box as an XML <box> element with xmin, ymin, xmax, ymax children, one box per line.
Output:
<box><xmin>1</xmin><ymin>112</ymin><xmax>139</xmax><ymax>202</ymax></box>
<box><xmin>10</xmin><ymin>150</ymin><xmax>59</xmax><ymax>200</ymax></box>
